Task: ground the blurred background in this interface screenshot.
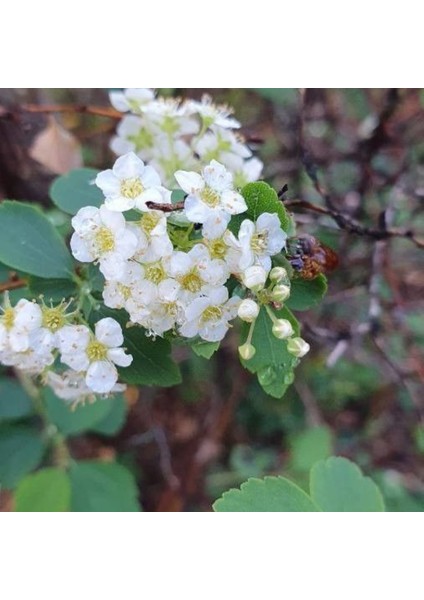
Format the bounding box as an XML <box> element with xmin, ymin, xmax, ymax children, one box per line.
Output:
<box><xmin>0</xmin><ymin>88</ymin><xmax>423</xmax><ymax>511</ymax></box>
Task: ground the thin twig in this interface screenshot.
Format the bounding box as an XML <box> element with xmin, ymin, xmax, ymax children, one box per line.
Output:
<box><xmin>20</xmin><ymin>103</ymin><xmax>122</xmax><ymax>120</ymax></box>
<box><xmin>0</xmin><ymin>278</ymin><xmax>27</xmax><ymax>293</ymax></box>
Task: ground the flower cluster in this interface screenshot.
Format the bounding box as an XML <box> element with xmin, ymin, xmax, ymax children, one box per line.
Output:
<box><xmin>0</xmin><ymin>294</ymin><xmax>132</xmax><ymax>401</ymax></box>
<box><xmin>109</xmin><ymin>88</ymin><xmax>263</xmax><ymax>189</ymax></box>
<box><xmin>71</xmin><ymin>151</ymin><xmax>310</xmax><ymax>362</ymax></box>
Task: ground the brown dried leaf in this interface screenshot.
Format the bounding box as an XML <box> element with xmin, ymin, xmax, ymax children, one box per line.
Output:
<box><xmin>29</xmin><ymin>116</ymin><xmax>82</xmax><ymax>174</ymax></box>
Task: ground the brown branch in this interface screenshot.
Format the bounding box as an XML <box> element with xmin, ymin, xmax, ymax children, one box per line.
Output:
<box><xmin>146</xmin><ymin>201</ymin><xmax>185</xmax><ymax>212</ymax></box>
<box><xmin>285</xmin><ymin>200</ymin><xmax>424</xmax><ymax>249</ymax></box>
<box><xmin>0</xmin><ymin>278</ymin><xmax>27</xmax><ymax>293</ymax></box>
<box><xmin>5</xmin><ymin>104</ymin><xmax>122</xmax><ymax>120</ymax></box>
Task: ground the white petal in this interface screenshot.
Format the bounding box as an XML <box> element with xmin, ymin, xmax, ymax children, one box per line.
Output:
<box><xmin>58</xmin><ymin>325</ymin><xmax>90</xmax><ymax>354</ymax></box>
<box><xmin>72</xmin><ymin>206</ymin><xmax>100</xmax><ymax>231</ymax></box>
<box><xmin>107</xmin><ymin>347</ymin><xmax>133</xmax><ymax>367</ymax></box>
<box><xmin>70</xmin><ymin>233</ymin><xmax>95</xmax><ymax>262</ymax></box>
<box><xmin>140</xmin><ymin>165</ymin><xmax>162</xmax><ymax>188</ymax></box>
<box><xmin>202</xmin><ymin>213</ymin><xmax>230</xmax><ymax>239</ymax></box>
<box><xmin>99</xmin><ymin>205</ymin><xmax>126</xmax><ymax>230</ymax></box>
<box><xmin>99</xmin><ymin>255</ymin><xmax>128</xmax><ymax>281</ymax></box>
<box><xmin>203</xmin><ymin>160</ymin><xmax>233</xmax><ymax>192</ymax></box>
<box><xmin>185</xmin><ymin>297</ymin><xmax>210</xmax><ymax>320</ymax></box>
<box><xmin>208</xmin><ymin>286</ymin><xmax>229</xmax><ymax>305</ymax></box>
<box><xmin>220</xmin><ymin>190</ymin><xmax>248</xmax><ymax>215</ymax></box>
<box><xmin>184</xmin><ymin>196</ymin><xmax>212</xmax><ymax>224</ymax></box>
<box><xmin>109</xmin><ymin>91</ymin><xmax>129</xmax><ymax>112</ymax></box>
<box><xmin>104</xmin><ymin>196</ymin><xmax>135</xmax><ymax>212</ymax></box>
<box><xmin>113</xmin><ymin>152</ymin><xmax>145</xmax><ymax>179</ymax></box>
<box><xmin>115</xmin><ymin>229</ymin><xmax>138</xmax><ymax>259</ymax></box>
<box><xmin>95</xmin><ymin>170</ymin><xmax>120</xmax><ymax>197</ymax></box>
<box><xmin>175</xmin><ymin>170</ymin><xmax>204</xmax><ymax>194</ymax></box>
<box><xmin>199</xmin><ymin>321</ymin><xmax>228</xmax><ymax>342</ymax></box>
<box><xmin>62</xmin><ymin>350</ymin><xmax>90</xmax><ymax>372</ymax></box>
<box><xmin>14</xmin><ymin>300</ymin><xmax>42</xmax><ymax>330</ymax></box>
<box><xmin>179</xmin><ymin>320</ymin><xmax>200</xmax><ymax>339</ymax></box>
<box><xmin>86</xmin><ymin>361</ymin><xmax>118</xmax><ymax>394</ymax></box>
<box><xmin>95</xmin><ymin>318</ymin><xmax>124</xmax><ymax>347</ymax></box>
<box><xmin>9</xmin><ymin>330</ymin><xmax>30</xmax><ymax>352</ymax></box>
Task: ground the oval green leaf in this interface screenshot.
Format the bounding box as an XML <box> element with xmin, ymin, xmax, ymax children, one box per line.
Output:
<box><xmin>50</xmin><ymin>168</ymin><xmax>103</xmax><ymax>215</ymax></box>
<box><xmin>0</xmin><ymin>379</ymin><xmax>34</xmax><ymax>421</ymax></box>
<box><xmin>14</xmin><ymin>468</ymin><xmax>71</xmax><ymax>512</ymax></box>
<box><xmin>69</xmin><ymin>461</ymin><xmax>140</xmax><ymax>512</ymax></box>
<box><xmin>0</xmin><ymin>425</ymin><xmax>44</xmax><ymax>489</ymax></box>
<box><xmin>310</xmin><ymin>457</ymin><xmax>385</xmax><ymax>512</ymax></box>
<box><xmin>0</xmin><ymin>202</ymin><xmax>73</xmax><ymax>279</ymax></box>
<box><xmin>213</xmin><ymin>476</ymin><xmax>319</xmax><ymax>512</ymax></box>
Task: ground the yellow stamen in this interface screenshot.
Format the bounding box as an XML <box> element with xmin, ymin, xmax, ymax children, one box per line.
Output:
<box><xmin>42</xmin><ymin>307</ymin><xmax>66</xmax><ymax>332</ymax></box>
<box><xmin>201</xmin><ymin>187</ymin><xmax>220</xmax><ymax>208</ymax></box>
<box><xmin>121</xmin><ymin>177</ymin><xmax>144</xmax><ymax>199</ymax></box>
<box><xmin>145</xmin><ymin>263</ymin><xmax>166</xmax><ymax>284</ymax></box>
<box><xmin>180</xmin><ymin>268</ymin><xmax>202</xmax><ymax>293</ymax></box>
<box><xmin>201</xmin><ymin>305</ymin><xmax>222</xmax><ymax>323</ymax></box>
<box><xmin>2</xmin><ymin>307</ymin><xmax>15</xmax><ymax>330</ymax></box>
<box><xmin>251</xmin><ymin>233</ymin><xmax>268</xmax><ymax>253</ymax></box>
<box><xmin>94</xmin><ymin>227</ymin><xmax>115</xmax><ymax>254</ymax></box>
<box><xmin>86</xmin><ymin>340</ymin><xmax>108</xmax><ymax>361</ymax></box>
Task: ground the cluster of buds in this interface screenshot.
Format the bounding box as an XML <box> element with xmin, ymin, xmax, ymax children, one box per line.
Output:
<box><xmin>237</xmin><ymin>266</ymin><xmax>310</xmax><ymax>361</ymax></box>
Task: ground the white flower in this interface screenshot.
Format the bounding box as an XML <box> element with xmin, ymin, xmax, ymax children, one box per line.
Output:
<box><xmin>149</xmin><ymin>137</ymin><xmax>199</xmax><ymax>187</ymax></box>
<box><xmin>192</xmin><ymin>129</ymin><xmax>251</xmax><ymax>166</ymax></box>
<box><xmin>46</xmin><ymin>370</ymin><xmax>126</xmax><ymax>403</ymax></box>
<box><xmin>287</xmin><ymin>337</ymin><xmax>310</xmax><ymax>358</ymax></box>
<box><xmin>224</xmin><ymin>155</ymin><xmax>264</xmax><ymax>188</ymax></box>
<box><xmin>58</xmin><ymin>318</ymin><xmax>132</xmax><ymax>394</ymax></box>
<box><xmin>187</xmin><ymin>94</ymin><xmax>241</xmax><ymax>129</ymax></box>
<box><xmin>167</xmin><ymin>244</ymin><xmax>228</xmax><ymax>302</ymax></box>
<box><xmin>96</xmin><ymin>152</ymin><xmax>170</xmax><ymax>212</ymax></box>
<box><xmin>201</xmin><ymin>214</ymin><xmax>243</xmax><ymax>274</ymax></box>
<box><xmin>11</xmin><ymin>329</ymin><xmax>56</xmax><ymax>374</ymax></box>
<box><xmin>132</xmin><ymin>279</ymin><xmax>183</xmax><ymax>336</ymax></box>
<box><xmin>110</xmin><ymin>115</ymin><xmax>156</xmax><ymax>161</ymax></box>
<box><xmin>175</xmin><ymin>160</ymin><xmax>247</xmax><ymax>224</ymax></box>
<box><xmin>272</xmin><ymin>284</ymin><xmax>291</xmax><ymax>303</ymax></box>
<box><xmin>237</xmin><ymin>299</ymin><xmax>260</xmax><ymax>323</ymax></box>
<box><xmin>242</xmin><ymin>265</ymin><xmax>268</xmax><ymax>290</ymax></box>
<box><xmin>102</xmin><ymin>262</ymin><xmax>148</xmax><ymax>310</ymax></box>
<box><xmin>238</xmin><ymin>213</ymin><xmax>287</xmax><ymax>271</ymax></box>
<box><xmin>0</xmin><ymin>299</ymin><xmax>42</xmax><ymax>353</ymax></box>
<box><xmin>70</xmin><ymin>205</ymin><xmax>138</xmax><ymax>280</ymax></box>
<box><xmin>109</xmin><ymin>88</ymin><xmax>155</xmax><ymax>113</ymax></box>
<box><xmin>129</xmin><ymin>210</ymin><xmax>173</xmax><ymax>264</ymax></box>
<box><xmin>180</xmin><ymin>287</ymin><xmax>240</xmax><ymax>342</ymax></box>
<box><xmin>144</xmin><ymin>98</ymin><xmax>199</xmax><ymax>136</ymax></box>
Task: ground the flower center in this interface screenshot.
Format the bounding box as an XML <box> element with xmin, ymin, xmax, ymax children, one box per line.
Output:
<box><xmin>121</xmin><ymin>177</ymin><xmax>144</xmax><ymax>199</ymax></box>
<box><xmin>201</xmin><ymin>187</ymin><xmax>220</xmax><ymax>208</ymax></box>
<box><xmin>251</xmin><ymin>233</ymin><xmax>268</xmax><ymax>253</ymax></box>
<box><xmin>129</xmin><ymin>129</ymin><xmax>154</xmax><ymax>152</ymax></box>
<box><xmin>86</xmin><ymin>340</ymin><xmax>108</xmax><ymax>362</ymax></box>
<box><xmin>201</xmin><ymin>305</ymin><xmax>222</xmax><ymax>323</ymax></box>
<box><xmin>118</xmin><ymin>284</ymin><xmax>132</xmax><ymax>300</ymax></box>
<box><xmin>2</xmin><ymin>307</ymin><xmax>15</xmax><ymax>330</ymax></box>
<box><xmin>209</xmin><ymin>238</ymin><xmax>227</xmax><ymax>260</ymax></box>
<box><xmin>42</xmin><ymin>307</ymin><xmax>66</xmax><ymax>332</ymax></box>
<box><xmin>145</xmin><ymin>262</ymin><xmax>166</xmax><ymax>284</ymax></box>
<box><xmin>94</xmin><ymin>227</ymin><xmax>115</xmax><ymax>254</ymax></box>
<box><xmin>163</xmin><ymin>302</ymin><xmax>178</xmax><ymax>318</ymax></box>
<box><xmin>180</xmin><ymin>268</ymin><xmax>202</xmax><ymax>293</ymax></box>
<box><xmin>140</xmin><ymin>212</ymin><xmax>161</xmax><ymax>235</ymax></box>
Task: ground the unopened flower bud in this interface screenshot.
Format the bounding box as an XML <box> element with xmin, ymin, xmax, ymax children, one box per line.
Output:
<box><xmin>271</xmin><ymin>284</ymin><xmax>290</xmax><ymax>303</ymax></box>
<box><xmin>238</xmin><ymin>343</ymin><xmax>256</xmax><ymax>360</ymax></box>
<box><xmin>287</xmin><ymin>337</ymin><xmax>310</xmax><ymax>358</ymax></box>
<box><xmin>243</xmin><ymin>266</ymin><xmax>267</xmax><ymax>291</ymax></box>
<box><xmin>272</xmin><ymin>318</ymin><xmax>294</xmax><ymax>339</ymax></box>
<box><xmin>238</xmin><ymin>299</ymin><xmax>260</xmax><ymax>323</ymax></box>
<box><xmin>269</xmin><ymin>267</ymin><xmax>287</xmax><ymax>282</ymax></box>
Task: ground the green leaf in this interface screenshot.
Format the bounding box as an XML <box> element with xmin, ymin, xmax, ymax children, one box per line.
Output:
<box><xmin>310</xmin><ymin>457</ymin><xmax>385</xmax><ymax>512</ymax></box>
<box><xmin>286</xmin><ymin>275</ymin><xmax>328</xmax><ymax>311</ymax></box>
<box><xmin>290</xmin><ymin>426</ymin><xmax>333</xmax><ymax>472</ymax></box>
<box><xmin>241</xmin><ymin>182</ymin><xmax>292</xmax><ymax>232</ymax></box>
<box><xmin>121</xmin><ymin>328</ymin><xmax>182</xmax><ymax>386</ymax></box>
<box><xmin>28</xmin><ymin>277</ymin><xmax>78</xmax><ymax>302</ymax></box>
<box><xmin>213</xmin><ymin>476</ymin><xmax>319</xmax><ymax>512</ymax></box>
<box><xmin>50</xmin><ymin>168</ymin><xmax>103</xmax><ymax>215</ymax></box>
<box><xmin>44</xmin><ymin>389</ymin><xmax>121</xmax><ymax>436</ymax></box>
<box><xmin>90</xmin><ymin>306</ymin><xmax>181</xmax><ymax>387</ymax></box>
<box><xmin>91</xmin><ymin>395</ymin><xmax>127</xmax><ymax>436</ymax></box>
<box><xmin>191</xmin><ymin>340</ymin><xmax>220</xmax><ymax>359</ymax></box>
<box><xmin>14</xmin><ymin>468</ymin><xmax>71</xmax><ymax>512</ymax></box>
<box><xmin>69</xmin><ymin>461</ymin><xmax>140</xmax><ymax>512</ymax></box>
<box><xmin>0</xmin><ymin>202</ymin><xmax>73</xmax><ymax>279</ymax></box>
<box><xmin>0</xmin><ymin>425</ymin><xmax>44</xmax><ymax>488</ymax></box>
<box><xmin>241</xmin><ymin>306</ymin><xmax>299</xmax><ymax>374</ymax></box>
<box><xmin>0</xmin><ymin>379</ymin><xmax>34</xmax><ymax>421</ymax></box>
